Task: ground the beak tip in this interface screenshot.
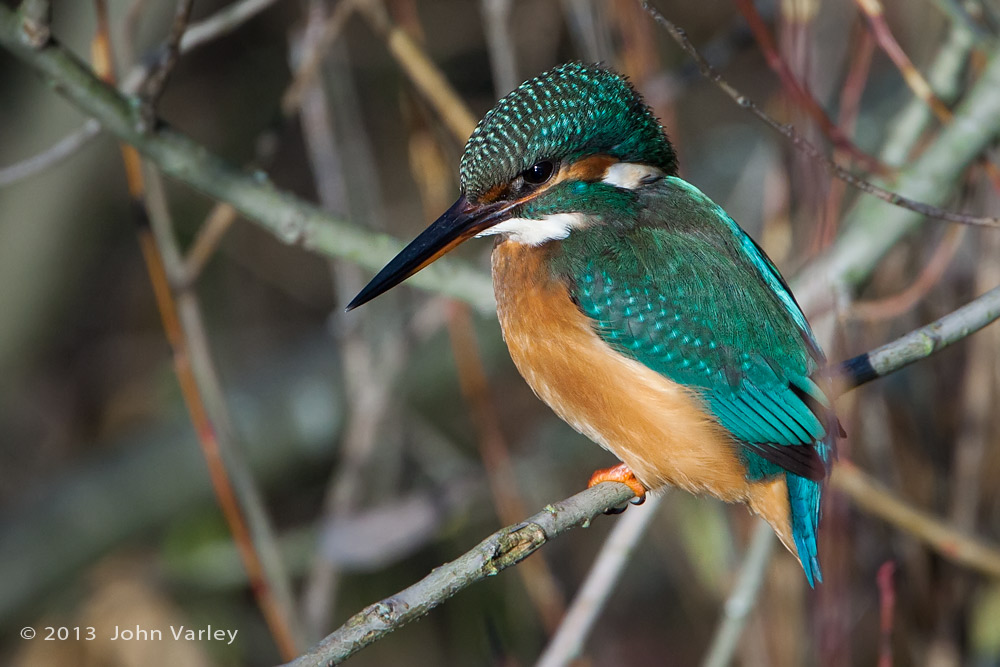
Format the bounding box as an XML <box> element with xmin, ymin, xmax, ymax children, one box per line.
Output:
<box><xmin>344</xmin><ymin>294</ymin><xmax>366</xmax><ymax>312</ymax></box>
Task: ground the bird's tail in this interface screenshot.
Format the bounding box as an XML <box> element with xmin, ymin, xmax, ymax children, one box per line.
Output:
<box><xmin>786</xmin><ymin>472</ymin><xmax>823</xmax><ymax>587</ymax></box>
<box><xmin>786</xmin><ymin>438</ymin><xmax>832</xmax><ymax>587</ymax></box>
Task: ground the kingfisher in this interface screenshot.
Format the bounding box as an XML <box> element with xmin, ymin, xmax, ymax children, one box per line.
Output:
<box><xmin>347</xmin><ymin>63</ymin><xmax>836</xmax><ymax>586</ymax></box>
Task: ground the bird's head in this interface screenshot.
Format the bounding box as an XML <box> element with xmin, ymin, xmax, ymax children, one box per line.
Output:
<box><xmin>347</xmin><ymin>62</ymin><xmax>675</xmax><ymax>310</ymax></box>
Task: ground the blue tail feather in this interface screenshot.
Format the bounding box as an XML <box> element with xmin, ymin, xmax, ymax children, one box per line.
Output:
<box><xmin>786</xmin><ymin>440</ymin><xmax>830</xmax><ymax>587</ymax></box>
<box><xmin>787</xmin><ymin>472</ymin><xmax>822</xmax><ymax>586</ymax></box>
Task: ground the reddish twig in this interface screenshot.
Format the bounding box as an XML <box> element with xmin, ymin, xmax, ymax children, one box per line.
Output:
<box><xmin>876</xmin><ymin>561</ymin><xmax>896</xmax><ymax>667</ymax></box>
<box><xmin>856</xmin><ymin>0</ymin><xmax>952</xmax><ymax>121</ymax></box>
<box><xmin>813</xmin><ymin>23</ymin><xmax>876</xmax><ymax>252</ymax></box>
<box><xmin>855</xmin><ymin>0</ymin><xmax>1000</xmax><ymax>192</ymax></box>
<box><xmin>641</xmin><ymin>1</ymin><xmax>1000</xmax><ymax>228</ymax></box>
<box><xmin>735</xmin><ymin>0</ymin><xmax>887</xmax><ymax>175</ymax></box>
<box><xmin>90</xmin><ymin>3</ymin><xmax>300</xmax><ymax>657</ymax></box>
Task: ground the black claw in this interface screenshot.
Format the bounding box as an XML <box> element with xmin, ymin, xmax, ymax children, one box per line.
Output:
<box><xmin>630</xmin><ymin>494</ymin><xmax>646</xmax><ymax>506</ymax></box>
<box><xmin>603</xmin><ymin>503</ymin><xmax>629</xmax><ymax>515</ymax></box>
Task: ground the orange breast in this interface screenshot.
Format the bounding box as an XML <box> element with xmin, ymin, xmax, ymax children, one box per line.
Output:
<box><xmin>491</xmin><ymin>240</ymin><xmax>797</xmax><ymax>555</ymax></box>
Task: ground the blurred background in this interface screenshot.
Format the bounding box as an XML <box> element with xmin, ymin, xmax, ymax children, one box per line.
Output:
<box><xmin>2</xmin><ymin>0</ymin><xmax>1000</xmax><ymax>665</ymax></box>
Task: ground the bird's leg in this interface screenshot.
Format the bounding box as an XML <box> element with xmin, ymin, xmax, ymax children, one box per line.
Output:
<box><xmin>588</xmin><ymin>463</ymin><xmax>647</xmax><ymax>505</ymax></box>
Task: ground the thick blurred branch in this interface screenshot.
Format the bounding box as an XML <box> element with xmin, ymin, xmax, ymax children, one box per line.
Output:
<box><xmin>0</xmin><ymin>4</ymin><xmax>494</xmax><ymax>312</ymax></box>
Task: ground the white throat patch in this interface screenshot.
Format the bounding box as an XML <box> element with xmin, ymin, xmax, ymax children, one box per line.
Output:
<box><xmin>602</xmin><ymin>162</ymin><xmax>665</xmax><ymax>189</ymax></box>
<box><xmin>476</xmin><ymin>212</ymin><xmax>588</xmax><ymax>246</ymax></box>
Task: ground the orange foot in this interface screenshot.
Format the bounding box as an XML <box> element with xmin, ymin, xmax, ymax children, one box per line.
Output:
<box><xmin>588</xmin><ymin>463</ymin><xmax>647</xmax><ymax>505</ymax></box>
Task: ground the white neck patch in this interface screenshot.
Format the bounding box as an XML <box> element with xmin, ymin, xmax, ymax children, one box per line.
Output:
<box><xmin>476</xmin><ymin>212</ymin><xmax>588</xmax><ymax>246</ymax></box>
<box><xmin>602</xmin><ymin>162</ymin><xmax>665</xmax><ymax>189</ymax></box>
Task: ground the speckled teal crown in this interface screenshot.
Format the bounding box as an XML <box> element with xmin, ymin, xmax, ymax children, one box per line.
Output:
<box><xmin>459</xmin><ymin>63</ymin><xmax>677</xmax><ymax>200</ymax></box>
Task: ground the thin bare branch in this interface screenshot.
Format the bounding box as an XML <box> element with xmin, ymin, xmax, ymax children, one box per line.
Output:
<box><xmin>279</xmin><ymin>0</ymin><xmax>359</xmax><ymax>116</ymax></box>
<box><xmin>856</xmin><ymin>0</ymin><xmax>953</xmax><ymax>121</ymax></box>
<box><xmin>181</xmin><ymin>0</ymin><xmax>280</xmax><ymax>52</ymax></box>
<box><xmin>876</xmin><ymin>561</ymin><xmax>896</xmax><ymax>667</ymax></box>
<box><xmin>536</xmin><ymin>495</ymin><xmax>664</xmax><ymax>667</ymax></box>
<box><xmin>89</xmin><ymin>5</ymin><xmax>304</xmax><ymax>656</ymax></box>
<box><xmin>120</xmin><ymin>0</ymin><xmax>283</xmax><ymax>93</ymax></box>
<box><xmin>356</xmin><ymin>0</ymin><xmax>478</xmax><ymax>140</ymax></box>
<box><xmin>641</xmin><ymin>1</ymin><xmax>1000</xmax><ymax>228</ymax></box>
<box><xmin>182</xmin><ymin>202</ymin><xmax>237</xmax><ymax>280</ymax></box>
<box><xmin>140</xmin><ymin>0</ymin><xmax>194</xmax><ymax>115</ymax></box>
<box><xmin>0</xmin><ymin>119</ymin><xmax>101</xmax><ymax>186</ymax></box>
<box><xmin>701</xmin><ymin>521</ymin><xmax>777</xmax><ymax>667</ymax></box>
<box><xmin>481</xmin><ymin>0</ymin><xmax>518</xmax><ymax>97</ymax></box>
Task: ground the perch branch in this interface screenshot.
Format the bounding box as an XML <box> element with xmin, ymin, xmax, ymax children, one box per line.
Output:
<box><xmin>283</xmin><ymin>483</ymin><xmax>637</xmax><ymax>667</ymax></box>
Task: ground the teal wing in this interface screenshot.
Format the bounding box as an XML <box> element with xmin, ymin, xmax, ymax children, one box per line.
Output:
<box><xmin>567</xmin><ymin>226</ymin><xmax>830</xmax><ymax>480</ymax></box>
<box><xmin>561</xmin><ymin>196</ymin><xmax>834</xmax><ymax>584</ymax></box>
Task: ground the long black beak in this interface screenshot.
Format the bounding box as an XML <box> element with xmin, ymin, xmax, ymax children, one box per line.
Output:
<box><xmin>346</xmin><ymin>195</ymin><xmax>510</xmax><ymax>311</ymax></box>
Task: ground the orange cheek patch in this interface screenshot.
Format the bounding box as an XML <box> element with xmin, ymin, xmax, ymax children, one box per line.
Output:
<box><xmin>561</xmin><ymin>154</ymin><xmax>618</xmax><ymax>182</ymax></box>
<box><xmin>479</xmin><ymin>183</ymin><xmax>509</xmax><ymax>204</ymax></box>
<box><xmin>476</xmin><ymin>155</ymin><xmax>620</xmax><ymax>208</ymax></box>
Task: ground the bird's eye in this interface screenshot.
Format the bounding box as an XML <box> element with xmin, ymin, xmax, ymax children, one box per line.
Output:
<box><xmin>522</xmin><ymin>160</ymin><xmax>556</xmax><ymax>186</ymax></box>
